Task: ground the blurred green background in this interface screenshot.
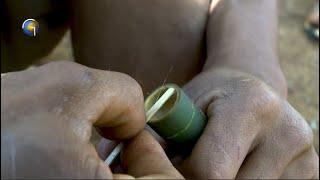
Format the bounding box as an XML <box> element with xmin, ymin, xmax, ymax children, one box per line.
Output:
<box><xmin>36</xmin><ymin>0</ymin><xmax>319</xmax><ymax>153</ymax></box>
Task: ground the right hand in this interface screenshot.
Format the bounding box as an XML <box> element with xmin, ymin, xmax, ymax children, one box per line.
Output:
<box><xmin>1</xmin><ymin>61</ymin><xmax>182</xmax><ymax>179</ymax></box>
<box><xmin>178</xmin><ymin>68</ymin><xmax>319</xmax><ymax>179</ymax></box>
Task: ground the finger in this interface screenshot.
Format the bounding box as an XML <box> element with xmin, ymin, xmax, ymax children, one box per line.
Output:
<box><xmin>145</xmin><ymin>125</ymin><xmax>167</xmax><ymax>149</ymax></box>
<box><xmin>97</xmin><ymin>126</ymin><xmax>167</xmax><ymax>169</ymax></box>
<box><xmin>78</xmin><ymin>66</ymin><xmax>146</xmax><ymax>140</ymax></box>
<box><xmin>182</xmin><ymin>99</ymin><xmax>261</xmax><ymax>179</ymax></box>
<box><xmin>182</xmin><ymin>70</ymin><xmax>236</xmax><ymax>112</ymax></box>
<box><xmin>280</xmin><ymin>147</ymin><xmax>319</xmax><ymax>179</ymax></box>
<box><xmin>97</xmin><ymin>138</ymin><xmax>118</xmax><ymax>160</ymax></box>
<box><xmin>97</xmin><ymin>138</ymin><xmax>125</xmax><ymax>173</ymax></box>
<box><xmin>236</xmin><ymin>106</ymin><xmax>314</xmax><ymax>179</ymax></box>
<box><xmin>122</xmin><ymin>130</ymin><xmax>183</xmax><ymax>179</ymax></box>
<box><xmin>34</xmin><ymin>61</ymin><xmax>146</xmax><ymax>140</ymax></box>
<box><xmin>98</xmin><ymin>127</ymin><xmax>167</xmax><ymax>174</ymax></box>
<box><xmin>77</xmin><ymin>145</ymin><xmax>114</xmax><ymax>179</ymax></box>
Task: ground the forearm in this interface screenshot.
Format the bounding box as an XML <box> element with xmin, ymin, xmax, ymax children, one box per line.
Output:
<box><xmin>205</xmin><ymin>0</ymin><xmax>287</xmax><ymax>97</ymax></box>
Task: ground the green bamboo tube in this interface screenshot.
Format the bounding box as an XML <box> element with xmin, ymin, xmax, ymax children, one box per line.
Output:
<box><xmin>145</xmin><ymin>84</ymin><xmax>207</xmax><ymax>144</ymax></box>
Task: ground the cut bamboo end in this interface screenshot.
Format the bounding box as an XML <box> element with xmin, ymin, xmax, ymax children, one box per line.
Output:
<box><xmin>146</xmin><ymin>87</ymin><xmax>176</xmax><ymax>123</ymax></box>
<box><xmin>146</xmin><ymin>84</ymin><xmax>207</xmax><ymax>144</ymax></box>
<box><xmin>145</xmin><ymin>86</ymin><xmax>180</xmax><ymax>124</ymax></box>
<box><xmin>105</xmin><ymin>87</ymin><xmax>176</xmax><ymax>166</ymax></box>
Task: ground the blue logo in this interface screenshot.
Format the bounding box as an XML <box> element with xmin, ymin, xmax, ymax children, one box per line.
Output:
<box><xmin>22</xmin><ymin>19</ymin><xmax>39</xmax><ymax>37</ymax></box>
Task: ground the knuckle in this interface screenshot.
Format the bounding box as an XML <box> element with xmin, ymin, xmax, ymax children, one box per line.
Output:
<box><xmin>285</xmin><ymin>116</ymin><xmax>314</xmax><ymax>149</ymax></box>
<box><xmin>44</xmin><ymin>61</ymin><xmax>91</xmax><ymax>83</ymax></box>
<box><xmin>80</xmin><ymin>68</ymin><xmax>143</xmax><ymax>100</ymax></box>
<box><xmin>94</xmin><ymin>71</ymin><xmax>144</xmax><ymax>108</ymax></box>
<box><xmin>206</xmin><ymin>78</ymin><xmax>283</xmax><ymax>126</ymax></box>
<box><xmin>310</xmin><ymin>150</ymin><xmax>320</xmax><ymax>178</ymax></box>
<box><xmin>297</xmin><ymin>122</ymin><xmax>313</xmax><ymax>147</ymax></box>
<box><xmin>40</xmin><ymin>62</ymin><xmax>100</xmax><ymax>96</ymax></box>
<box><xmin>222</xmin><ymin>77</ymin><xmax>282</xmax><ymax>120</ymax></box>
<box><xmin>46</xmin><ymin>60</ymin><xmax>81</xmax><ymax>70</ymax></box>
<box><xmin>112</xmin><ymin>72</ymin><xmax>143</xmax><ymax>99</ymax></box>
<box><xmin>242</xmin><ymin>79</ymin><xmax>281</xmax><ymax>117</ymax></box>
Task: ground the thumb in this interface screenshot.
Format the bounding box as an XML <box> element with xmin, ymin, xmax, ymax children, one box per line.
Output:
<box><xmin>121</xmin><ymin>130</ymin><xmax>183</xmax><ymax>179</ymax></box>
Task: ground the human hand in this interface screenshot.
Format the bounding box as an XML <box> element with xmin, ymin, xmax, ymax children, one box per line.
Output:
<box><xmin>177</xmin><ymin>68</ymin><xmax>319</xmax><ymax>179</ymax></box>
<box><xmin>1</xmin><ymin>61</ymin><xmax>182</xmax><ymax>179</ymax></box>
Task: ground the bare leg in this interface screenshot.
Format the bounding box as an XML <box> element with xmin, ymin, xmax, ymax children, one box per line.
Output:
<box><xmin>70</xmin><ymin>0</ymin><xmax>210</xmax><ymax>93</ymax></box>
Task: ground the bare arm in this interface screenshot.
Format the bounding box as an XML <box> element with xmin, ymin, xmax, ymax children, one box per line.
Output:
<box><xmin>180</xmin><ymin>1</ymin><xmax>318</xmax><ymax>178</ymax></box>
<box><xmin>205</xmin><ymin>0</ymin><xmax>287</xmax><ymax>97</ymax></box>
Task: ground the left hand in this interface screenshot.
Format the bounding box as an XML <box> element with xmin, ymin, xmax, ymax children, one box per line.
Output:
<box><xmin>175</xmin><ymin>68</ymin><xmax>319</xmax><ymax>179</ymax></box>
<box><xmin>1</xmin><ymin>61</ymin><xmax>182</xmax><ymax>179</ymax></box>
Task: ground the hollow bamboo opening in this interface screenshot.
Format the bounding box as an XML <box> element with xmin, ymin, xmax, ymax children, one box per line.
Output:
<box><xmin>145</xmin><ymin>86</ymin><xmax>178</xmax><ymax>123</ymax></box>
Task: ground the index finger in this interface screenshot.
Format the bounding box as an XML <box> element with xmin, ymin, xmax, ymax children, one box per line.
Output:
<box><xmin>86</xmin><ymin>68</ymin><xmax>147</xmax><ymax>140</ymax></box>
<box><xmin>37</xmin><ymin>61</ymin><xmax>147</xmax><ymax>140</ymax></box>
<box><xmin>122</xmin><ymin>130</ymin><xmax>183</xmax><ymax>179</ymax></box>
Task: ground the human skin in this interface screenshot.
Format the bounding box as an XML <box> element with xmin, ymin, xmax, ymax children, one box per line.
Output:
<box><xmin>2</xmin><ymin>0</ymin><xmax>319</xmax><ymax>179</ymax></box>
<box><xmin>70</xmin><ymin>0</ymin><xmax>209</xmax><ymax>94</ymax></box>
<box><xmin>1</xmin><ymin>61</ymin><xmax>183</xmax><ymax>179</ymax></box>
<box><xmin>71</xmin><ymin>0</ymin><xmax>319</xmax><ymax>179</ymax></box>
